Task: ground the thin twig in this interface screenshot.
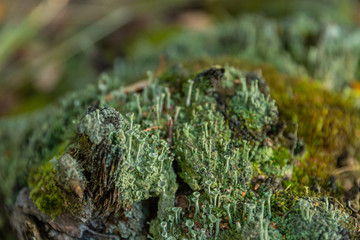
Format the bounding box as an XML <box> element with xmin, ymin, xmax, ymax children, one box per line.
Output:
<box><xmin>142</xmin><ymin>126</ymin><xmax>163</xmax><ymax>132</ymax></box>
<box><xmin>105</xmin><ymin>79</ymin><xmax>149</xmax><ymax>101</ymax></box>
<box><xmin>333</xmin><ymin>165</ymin><xmax>360</xmax><ymax>175</ymax></box>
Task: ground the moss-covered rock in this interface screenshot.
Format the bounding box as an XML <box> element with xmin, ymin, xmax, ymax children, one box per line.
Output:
<box><xmin>1</xmin><ymin>62</ymin><xmax>358</xmax><ymax>238</ymax></box>
<box><xmin>0</xmin><ymin>57</ymin><xmax>358</xmax><ymax>238</ymax></box>
<box><xmin>2</xmin><ymin>16</ymin><xmax>360</xmax><ymax>237</ymax></box>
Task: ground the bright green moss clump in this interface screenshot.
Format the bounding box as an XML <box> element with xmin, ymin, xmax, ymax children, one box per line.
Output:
<box><xmin>29</xmin><ymin>162</ymin><xmax>66</xmax><ymax>218</ymax></box>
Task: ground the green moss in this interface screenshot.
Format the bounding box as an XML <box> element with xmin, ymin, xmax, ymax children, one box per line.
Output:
<box><xmin>271</xmin><ymin>147</ymin><xmax>291</xmax><ymax>168</ymax></box>
<box><xmin>29</xmin><ymin>162</ymin><xmax>66</xmax><ymax>218</ymax></box>
<box><xmin>271</xmin><ymin>190</ymin><xmax>298</xmax><ymax>217</ymax></box>
<box><xmin>265</xmin><ymin>69</ymin><xmax>360</xmax><ymax>195</ymax></box>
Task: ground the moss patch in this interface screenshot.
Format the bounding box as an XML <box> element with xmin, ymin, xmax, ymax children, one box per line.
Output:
<box><xmin>29</xmin><ymin>162</ymin><xmax>66</xmax><ymax>218</ymax></box>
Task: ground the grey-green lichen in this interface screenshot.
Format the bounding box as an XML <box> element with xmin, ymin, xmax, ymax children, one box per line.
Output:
<box><xmin>111</xmin><ymin>202</ymin><xmax>147</xmax><ymax>240</ymax></box>
<box><xmin>228</xmin><ymin>71</ymin><xmax>278</xmax><ymax>135</ymax></box>
<box><xmin>279</xmin><ymin>197</ymin><xmax>352</xmax><ymax>239</ymax></box>
<box><xmin>173</xmin><ymin>67</ymin><xmax>278</xmax><ymax>194</ymax></box>
<box><xmin>72</xmin><ymin>106</ymin><xmax>177</xmax><ymax>213</ymax></box>
<box><xmin>78</xmin><ymin>107</ymin><xmax>124</xmax><ymax>145</ymax></box>
<box><xmin>54</xmin><ymin>153</ymin><xmax>85</xmax><ymax>199</ymax></box>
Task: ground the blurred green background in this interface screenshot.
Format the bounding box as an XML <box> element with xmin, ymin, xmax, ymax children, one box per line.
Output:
<box><xmin>0</xmin><ymin>0</ymin><xmax>359</xmax><ymax>117</ymax></box>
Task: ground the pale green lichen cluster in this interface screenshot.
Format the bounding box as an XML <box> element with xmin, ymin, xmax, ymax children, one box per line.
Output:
<box><xmin>173</xmin><ymin>67</ymin><xmax>279</xmax><ymax>194</ymax></box>
<box><xmin>73</xmin><ymin>107</ymin><xmax>177</xmax><ymax>211</ymax></box>
<box><xmin>78</xmin><ymin>107</ymin><xmax>125</xmax><ymax>145</ymax></box>
<box><xmin>228</xmin><ymin>75</ymin><xmax>278</xmax><ymax>134</ymax></box>
<box><xmin>54</xmin><ymin>153</ymin><xmax>85</xmax><ymax>198</ymax></box>
<box><xmin>111</xmin><ymin>202</ymin><xmax>147</xmax><ymax>240</ymax></box>
<box><xmin>157</xmin><ymin>190</ymin><xmax>284</xmax><ymax>240</ymax></box>
<box><xmin>279</xmin><ymin>197</ymin><xmax>352</xmax><ymax>239</ymax></box>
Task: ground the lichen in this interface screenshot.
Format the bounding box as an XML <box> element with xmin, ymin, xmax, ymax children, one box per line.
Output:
<box><xmin>278</xmin><ymin>197</ymin><xmax>353</xmax><ymax>239</ymax></box>
<box><xmin>228</xmin><ymin>73</ymin><xmax>278</xmax><ymax>136</ymax></box>
<box><xmin>78</xmin><ymin>107</ymin><xmax>124</xmax><ymax>145</ymax></box>
<box><xmin>55</xmin><ymin>153</ymin><xmax>85</xmax><ymax>199</ymax></box>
